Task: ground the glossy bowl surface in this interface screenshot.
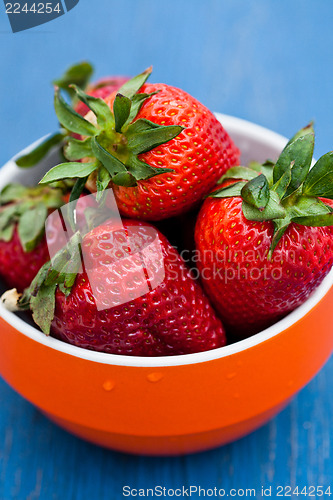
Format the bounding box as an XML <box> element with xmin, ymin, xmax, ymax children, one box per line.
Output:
<box><xmin>0</xmin><ymin>114</ymin><xmax>332</xmax><ymax>456</ymax></box>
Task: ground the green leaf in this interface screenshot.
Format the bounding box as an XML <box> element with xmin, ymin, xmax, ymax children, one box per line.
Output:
<box><xmin>60</xmin><ymin>244</ymin><xmax>82</xmax><ymax>288</ymax></box>
<box><xmin>17</xmin><ymin>203</ymin><xmax>48</xmax><ymax>252</ymax></box>
<box><xmin>45</xmin><ymin>232</ymin><xmax>82</xmax><ymax>286</ymax></box>
<box><xmin>70</xmin><ymin>177</ymin><xmax>88</xmax><ymax>204</ymax></box>
<box><xmin>241</xmin><ymin>174</ymin><xmax>270</xmax><ymax>210</ymax></box>
<box><xmin>54</xmin><ymin>89</ymin><xmax>98</xmax><ymax>136</ymax></box>
<box><xmin>64</xmin><ymin>137</ymin><xmax>92</xmax><ymax>161</ymax></box>
<box><xmin>70</xmin><ymin>85</ymin><xmax>114</xmax><ymax>128</ymax></box>
<box><xmin>267</xmin><ymin>193</ymin><xmax>331</xmax><ymax>258</ymax></box>
<box><xmin>242</xmin><ymin>191</ymin><xmax>286</xmax><ymax>222</ymax></box>
<box><xmin>260</xmin><ymin>161</ymin><xmax>275</xmax><ymax>185</ymax></box>
<box><xmin>262</xmin><ymin>160</ymin><xmax>276</xmax><ymax>168</ymax></box>
<box><xmin>30</xmin><ymin>283</ymin><xmax>57</xmax><ymax>335</ymax></box>
<box><xmin>217</xmin><ymin>166</ymin><xmax>259</xmax><ymax>184</ymax></box>
<box><xmin>126</xmin><ymin>118</ymin><xmax>157</xmax><ymax>135</ymax></box>
<box><xmin>0</xmin><ymin>185</ymin><xmax>65</xmax><ymax>247</ymax></box>
<box><xmin>23</xmin><ymin>261</ymin><xmax>53</xmax><ymax>301</ymax></box>
<box><xmin>288</xmin><ymin>195</ymin><xmax>331</xmax><ymax>218</ymax></box>
<box><xmin>127</xmin><ymin>156</ymin><xmax>174</xmax><ymax>181</ymax></box>
<box><xmin>302</xmin><ymin>151</ymin><xmax>333</xmax><ymax>199</ymax></box>
<box><xmin>91</xmin><ymin>137</ymin><xmax>127</xmax><ymax>176</ymax></box>
<box><xmin>40</xmin><ymin>162</ymin><xmax>97</xmax><ymax>184</ymax></box>
<box><xmin>19</xmin><ymin>262</ymin><xmax>52</xmax><ymax>310</ymax></box>
<box><xmin>0</xmin><ymin>204</ymin><xmax>19</xmax><ymax>231</ymax></box>
<box><xmin>41</xmin><ymin>189</ymin><xmax>64</xmax><ymax>210</ymax></box>
<box><xmin>124</xmin><ymin>92</ymin><xmax>159</xmax><ymax>127</ymax></box>
<box><xmin>15</xmin><ymin>133</ymin><xmax>65</xmax><ymax>168</ymax></box>
<box><xmin>112</xmin><ymin>172</ymin><xmax>137</xmax><ymax>187</ymax></box>
<box><xmin>113</xmin><ymin>94</ymin><xmax>132</xmax><ymax>133</ymax></box>
<box><xmin>292</xmin><ymin>212</ymin><xmax>333</xmax><ymax>227</ymax></box>
<box><xmin>271</xmin><ymin>164</ymin><xmax>292</xmax><ymax>199</ymax></box>
<box><xmin>273</xmin><ymin>134</ymin><xmax>314</xmax><ymax>198</ymax></box>
<box><xmin>247</xmin><ymin>161</ymin><xmax>263</xmax><ymax>172</ymax></box>
<box><xmin>63</xmin><ymin>267</ymin><xmax>79</xmax><ymax>290</ymax></box>
<box><xmin>126</xmin><ymin>119</ymin><xmax>184</xmax><ymax>154</ymax></box>
<box><xmin>58</xmin><ymin>282</ymin><xmax>68</xmax><ymax>296</ymax></box>
<box><xmin>0</xmin><ymin>222</ymin><xmax>15</xmax><ymax>242</ymax></box>
<box><xmin>285</xmin><ymin>122</ymin><xmax>314</xmax><ymax>148</ymax></box>
<box><xmin>53</xmin><ymin>61</ymin><xmax>94</xmax><ymax>97</ymax></box>
<box><xmin>45</xmin><ymin>255</ymin><xmax>68</xmax><ymax>287</ymax></box>
<box><xmin>117</xmin><ymin>67</ymin><xmax>152</xmax><ymax>99</ymax></box>
<box><xmin>208</xmin><ymin>182</ymin><xmax>247</xmax><ymax>199</ymax></box>
<box><xmin>269</xmin><ymin>218</ymin><xmax>291</xmax><ymax>259</ymax></box>
<box><xmin>0</xmin><ymin>183</ymin><xmax>27</xmax><ymax>204</ymax></box>
<box><xmin>96</xmin><ymin>167</ymin><xmax>111</xmax><ymax>201</ymax></box>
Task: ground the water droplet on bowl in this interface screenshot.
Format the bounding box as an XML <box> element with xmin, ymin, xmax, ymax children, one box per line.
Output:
<box><xmin>103</xmin><ymin>380</ymin><xmax>115</xmax><ymax>391</ymax></box>
<box><xmin>226</xmin><ymin>372</ymin><xmax>237</xmax><ymax>380</ymax></box>
<box><xmin>147</xmin><ymin>372</ymin><xmax>164</xmax><ymax>383</ymax></box>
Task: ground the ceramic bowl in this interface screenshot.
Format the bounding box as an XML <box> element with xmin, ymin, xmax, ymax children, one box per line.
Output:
<box><xmin>0</xmin><ymin>114</ymin><xmax>332</xmax><ymax>456</ymax></box>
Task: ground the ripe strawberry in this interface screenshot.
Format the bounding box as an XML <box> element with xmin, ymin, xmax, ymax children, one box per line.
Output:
<box><xmin>75</xmin><ymin>76</ymin><xmax>129</xmax><ymax>117</ymax></box>
<box><xmin>17</xmin><ymin>219</ymin><xmax>226</xmax><ymax>356</ymax></box>
<box><xmin>195</xmin><ymin>125</ymin><xmax>333</xmax><ymax>339</ymax></box>
<box><xmin>0</xmin><ymin>228</ymin><xmax>50</xmax><ymax>292</ymax></box>
<box><xmin>39</xmin><ymin>67</ymin><xmax>240</xmax><ymax>221</ymax></box>
<box><xmin>0</xmin><ymin>184</ymin><xmax>65</xmax><ymax>291</ymax></box>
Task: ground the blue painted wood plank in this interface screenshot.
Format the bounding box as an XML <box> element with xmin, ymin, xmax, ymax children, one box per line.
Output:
<box><xmin>0</xmin><ymin>357</ymin><xmax>332</xmax><ymax>499</ymax></box>
<box><xmin>0</xmin><ymin>0</ymin><xmax>332</xmax><ymax>167</ymax></box>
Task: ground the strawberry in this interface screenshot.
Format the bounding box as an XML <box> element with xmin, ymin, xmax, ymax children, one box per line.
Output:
<box><xmin>16</xmin><ymin>218</ymin><xmax>226</xmax><ymax>356</ymax></box>
<box><xmin>195</xmin><ymin>124</ymin><xmax>333</xmax><ymax>339</ymax></box>
<box><xmin>0</xmin><ymin>183</ymin><xmax>65</xmax><ymax>291</ymax></box>
<box><xmin>0</xmin><ymin>228</ymin><xmax>50</xmax><ymax>292</ymax></box>
<box><xmin>39</xmin><ymin>67</ymin><xmax>240</xmax><ymax>221</ymax></box>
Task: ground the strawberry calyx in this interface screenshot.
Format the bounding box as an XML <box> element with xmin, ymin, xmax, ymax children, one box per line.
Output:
<box><xmin>53</xmin><ymin>61</ymin><xmax>94</xmax><ymax>100</ymax></box>
<box><xmin>15</xmin><ymin>187</ymin><xmax>126</xmax><ymax>334</ymax></box>
<box><xmin>0</xmin><ymin>183</ymin><xmax>66</xmax><ymax>252</ymax></box>
<box><xmin>38</xmin><ymin>67</ymin><xmax>184</xmax><ymax>201</ymax></box>
<box><xmin>14</xmin><ymin>201</ymin><xmax>121</xmax><ymax>335</ymax></box>
<box><xmin>210</xmin><ymin>123</ymin><xmax>333</xmax><ymax>257</ymax></box>
<box><xmin>18</xmin><ymin>231</ymin><xmax>83</xmax><ymax>334</ymax></box>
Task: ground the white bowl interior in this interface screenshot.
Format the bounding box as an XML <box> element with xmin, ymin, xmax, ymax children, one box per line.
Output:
<box><xmin>0</xmin><ymin>114</ymin><xmax>332</xmax><ymax>367</ymax></box>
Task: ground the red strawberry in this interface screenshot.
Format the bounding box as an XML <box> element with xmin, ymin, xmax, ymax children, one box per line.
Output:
<box><xmin>105</xmin><ymin>83</ymin><xmax>239</xmax><ymax>220</ymax></box>
<box><xmin>0</xmin><ymin>183</ymin><xmax>96</xmax><ymax>292</ymax></box>
<box><xmin>17</xmin><ymin>218</ymin><xmax>226</xmax><ymax>356</ymax></box>
<box><xmin>40</xmin><ymin>67</ymin><xmax>240</xmax><ymax>221</ymax></box>
<box><xmin>75</xmin><ymin>76</ymin><xmax>129</xmax><ymax>117</ymax></box>
<box><xmin>0</xmin><ymin>228</ymin><xmax>50</xmax><ymax>292</ymax></box>
<box><xmin>0</xmin><ymin>184</ymin><xmax>65</xmax><ymax>291</ymax></box>
<box><xmin>195</xmin><ymin>125</ymin><xmax>333</xmax><ymax>339</ymax></box>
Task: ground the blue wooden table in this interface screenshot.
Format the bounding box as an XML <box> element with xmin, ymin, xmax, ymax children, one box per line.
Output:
<box><xmin>1</xmin><ymin>1</ymin><xmax>333</xmax><ymax>498</ymax></box>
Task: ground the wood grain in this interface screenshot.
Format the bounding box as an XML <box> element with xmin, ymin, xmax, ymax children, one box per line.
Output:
<box><xmin>0</xmin><ymin>358</ymin><xmax>332</xmax><ymax>499</ymax></box>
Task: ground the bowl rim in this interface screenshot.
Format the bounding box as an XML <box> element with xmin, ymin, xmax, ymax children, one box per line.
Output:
<box><xmin>1</xmin><ymin>113</ymin><xmax>332</xmax><ymax>368</ymax></box>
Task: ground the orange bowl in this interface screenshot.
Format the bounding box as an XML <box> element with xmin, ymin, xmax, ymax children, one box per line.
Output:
<box><xmin>0</xmin><ymin>115</ymin><xmax>332</xmax><ymax>456</ymax></box>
